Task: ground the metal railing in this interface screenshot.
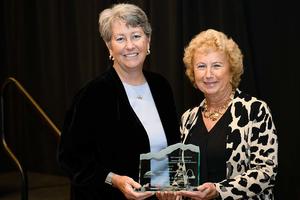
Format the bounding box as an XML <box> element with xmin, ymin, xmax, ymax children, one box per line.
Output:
<box><xmin>1</xmin><ymin>77</ymin><xmax>61</xmax><ymax>200</ymax></box>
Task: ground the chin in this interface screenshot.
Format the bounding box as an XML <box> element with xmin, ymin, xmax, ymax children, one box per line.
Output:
<box><xmin>204</xmin><ymin>89</ymin><xmax>218</xmax><ymax>95</ymax></box>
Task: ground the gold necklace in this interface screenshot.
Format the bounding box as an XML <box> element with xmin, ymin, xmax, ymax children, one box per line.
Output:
<box><xmin>202</xmin><ymin>92</ymin><xmax>234</xmax><ymax>121</ymax></box>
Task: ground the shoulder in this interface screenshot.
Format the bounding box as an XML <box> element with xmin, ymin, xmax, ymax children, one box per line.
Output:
<box><xmin>234</xmin><ymin>89</ymin><xmax>269</xmax><ymax>107</ymax></box>
<box><xmin>181</xmin><ymin>106</ymin><xmax>200</xmax><ymax>126</ymax></box>
<box><xmin>232</xmin><ymin>89</ymin><xmax>273</xmax><ymax>120</ymax></box>
<box><xmin>180</xmin><ymin>106</ymin><xmax>200</xmax><ymax>141</ymax></box>
<box><xmin>74</xmin><ymin>76</ymin><xmax>107</xmax><ymax>100</ymax></box>
<box><xmin>182</xmin><ymin>106</ymin><xmax>199</xmax><ymax>118</ymax></box>
<box><xmin>71</xmin><ymin>68</ymin><xmax>117</xmax><ymax>107</ymax></box>
<box><xmin>144</xmin><ymin>70</ymin><xmax>174</xmax><ymax>98</ymax></box>
<box><xmin>144</xmin><ymin>70</ymin><xmax>170</xmax><ymax>86</ymax></box>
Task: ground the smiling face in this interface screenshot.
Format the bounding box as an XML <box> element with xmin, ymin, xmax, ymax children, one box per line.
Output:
<box><xmin>107</xmin><ymin>20</ymin><xmax>150</xmax><ymax>74</ymax></box>
<box><xmin>193</xmin><ymin>49</ymin><xmax>233</xmax><ymax>98</ymax></box>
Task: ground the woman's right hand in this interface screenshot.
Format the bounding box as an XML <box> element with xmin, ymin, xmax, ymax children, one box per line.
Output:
<box><xmin>177</xmin><ymin>183</ymin><xmax>219</xmax><ymax>200</ymax></box>
<box><xmin>112</xmin><ymin>174</ymin><xmax>154</xmax><ymax>200</ymax></box>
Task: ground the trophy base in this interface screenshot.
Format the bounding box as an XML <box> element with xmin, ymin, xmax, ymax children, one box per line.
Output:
<box><xmin>136</xmin><ymin>185</ymin><xmax>198</xmax><ymax>192</ymax></box>
<box><xmin>137</xmin><ymin>143</ymin><xmax>200</xmax><ymax>193</ymax></box>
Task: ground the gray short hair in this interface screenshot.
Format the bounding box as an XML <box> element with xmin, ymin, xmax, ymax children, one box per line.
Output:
<box><xmin>98</xmin><ymin>3</ymin><xmax>152</xmax><ymax>44</ymax></box>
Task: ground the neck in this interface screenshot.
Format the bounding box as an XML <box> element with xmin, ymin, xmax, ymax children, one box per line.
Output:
<box><xmin>205</xmin><ymin>88</ymin><xmax>233</xmax><ymax>110</ymax></box>
<box><xmin>202</xmin><ymin>89</ymin><xmax>235</xmax><ymax>121</ymax></box>
<box><xmin>113</xmin><ymin>65</ymin><xmax>145</xmax><ymax>85</ymax></box>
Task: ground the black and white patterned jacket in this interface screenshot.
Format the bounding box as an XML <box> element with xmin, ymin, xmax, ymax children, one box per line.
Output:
<box><xmin>180</xmin><ymin>89</ymin><xmax>278</xmax><ymax>200</ymax></box>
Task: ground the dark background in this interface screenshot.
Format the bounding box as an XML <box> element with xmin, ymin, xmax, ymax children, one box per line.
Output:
<box><xmin>1</xmin><ymin>0</ymin><xmax>299</xmax><ymax>199</ymax></box>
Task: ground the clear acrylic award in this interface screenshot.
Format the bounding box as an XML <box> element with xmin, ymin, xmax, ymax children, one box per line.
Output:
<box><xmin>137</xmin><ymin>143</ymin><xmax>200</xmax><ymax>192</ymax></box>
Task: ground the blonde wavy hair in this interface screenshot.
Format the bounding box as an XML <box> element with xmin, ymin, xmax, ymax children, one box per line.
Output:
<box><xmin>183</xmin><ymin>29</ymin><xmax>244</xmax><ymax>89</ymax></box>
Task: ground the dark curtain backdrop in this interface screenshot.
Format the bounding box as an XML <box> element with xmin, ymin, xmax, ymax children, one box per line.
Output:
<box><xmin>1</xmin><ymin>0</ymin><xmax>299</xmax><ymax>199</ymax></box>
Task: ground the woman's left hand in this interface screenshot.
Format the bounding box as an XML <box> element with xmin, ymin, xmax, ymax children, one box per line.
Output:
<box><xmin>177</xmin><ymin>183</ymin><xmax>219</xmax><ymax>200</ymax></box>
<box><xmin>112</xmin><ymin>174</ymin><xmax>154</xmax><ymax>200</ymax></box>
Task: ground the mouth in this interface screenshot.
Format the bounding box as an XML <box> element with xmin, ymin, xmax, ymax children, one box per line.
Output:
<box><xmin>204</xmin><ymin>81</ymin><xmax>217</xmax><ymax>87</ymax></box>
<box><xmin>124</xmin><ymin>53</ymin><xmax>139</xmax><ymax>58</ymax></box>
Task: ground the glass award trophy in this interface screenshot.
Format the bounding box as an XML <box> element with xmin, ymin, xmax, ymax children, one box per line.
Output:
<box><xmin>137</xmin><ymin>143</ymin><xmax>200</xmax><ymax>192</ymax></box>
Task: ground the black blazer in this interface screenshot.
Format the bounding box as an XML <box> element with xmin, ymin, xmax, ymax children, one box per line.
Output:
<box><xmin>58</xmin><ymin>66</ymin><xmax>180</xmax><ymax>199</ymax></box>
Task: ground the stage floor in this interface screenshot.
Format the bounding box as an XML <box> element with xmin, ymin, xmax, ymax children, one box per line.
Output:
<box><xmin>0</xmin><ymin>171</ymin><xmax>70</xmax><ymax>200</ymax></box>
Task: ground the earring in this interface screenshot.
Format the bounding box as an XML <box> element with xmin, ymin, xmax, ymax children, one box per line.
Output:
<box><xmin>109</xmin><ymin>55</ymin><xmax>114</xmax><ymax>60</ymax></box>
<box><xmin>147</xmin><ymin>49</ymin><xmax>150</xmax><ymax>55</ymax></box>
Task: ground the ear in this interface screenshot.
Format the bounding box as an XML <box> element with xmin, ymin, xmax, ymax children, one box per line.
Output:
<box><xmin>105</xmin><ymin>42</ymin><xmax>112</xmax><ymax>55</ymax></box>
<box><xmin>147</xmin><ymin>37</ymin><xmax>151</xmax><ymax>51</ymax></box>
<box><xmin>229</xmin><ymin>75</ymin><xmax>234</xmax><ymax>86</ymax></box>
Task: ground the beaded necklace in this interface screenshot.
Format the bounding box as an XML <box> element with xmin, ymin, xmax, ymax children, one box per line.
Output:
<box><xmin>202</xmin><ymin>91</ymin><xmax>234</xmax><ymax>121</ymax></box>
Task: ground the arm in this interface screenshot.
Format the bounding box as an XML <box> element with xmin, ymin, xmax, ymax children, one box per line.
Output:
<box><xmin>215</xmin><ymin>101</ymin><xmax>278</xmax><ymax>199</ymax></box>
<box><xmin>57</xmin><ymin>86</ymin><xmax>109</xmax><ymax>189</ymax></box>
<box><xmin>58</xmin><ymin>82</ymin><xmax>154</xmax><ymax>199</ymax></box>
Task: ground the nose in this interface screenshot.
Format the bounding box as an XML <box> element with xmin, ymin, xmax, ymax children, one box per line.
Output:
<box><xmin>125</xmin><ymin>39</ymin><xmax>135</xmax><ymax>49</ymax></box>
<box><xmin>204</xmin><ymin>67</ymin><xmax>213</xmax><ymax>77</ymax></box>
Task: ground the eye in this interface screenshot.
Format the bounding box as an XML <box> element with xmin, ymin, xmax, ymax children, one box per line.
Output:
<box><xmin>196</xmin><ymin>63</ymin><xmax>206</xmax><ymax>69</ymax></box>
<box><xmin>115</xmin><ymin>36</ymin><xmax>125</xmax><ymax>43</ymax></box>
<box><xmin>132</xmin><ymin>33</ymin><xmax>142</xmax><ymax>40</ymax></box>
<box><xmin>212</xmin><ymin>63</ymin><xmax>222</xmax><ymax>68</ymax></box>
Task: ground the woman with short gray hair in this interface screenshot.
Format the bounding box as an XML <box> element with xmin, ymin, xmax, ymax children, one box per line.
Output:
<box><xmin>58</xmin><ymin>3</ymin><xmax>180</xmax><ymax>200</ymax></box>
